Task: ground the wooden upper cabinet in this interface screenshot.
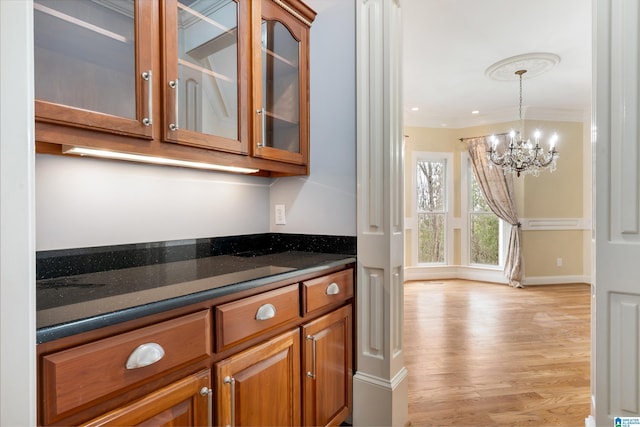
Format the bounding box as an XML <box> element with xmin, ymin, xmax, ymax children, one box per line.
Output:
<box><xmin>34</xmin><ymin>0</ymin><xmax>154</xmax><ymax>139</ymax></box>
<box><xmin>252</xmin><ymin>0</ymin><xmax>315</xmax><ymax>166</ymax></box>
<box><xmin>162</xmin><ymin>0</ymin><xmax>250</xmax><ymax>154</ymax></box>
<box><xmin>33</xmin><ymin>0</ymin><xmax>316</xmax><ymax>175</ymax></box>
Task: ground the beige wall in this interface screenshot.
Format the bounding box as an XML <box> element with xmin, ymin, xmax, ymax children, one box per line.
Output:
<box><xmin>521</xmin><ymin>120</ymin><xmax>584</xmax><ymax>218</ymax></box>
<box><xmin>405</xmin><ymin>119</ymin><xmax>590</xmax><ymax>282</ymax></box>
<box><xmin>522</xmin><ymin>230</ymin><xmax>584</xmax><ymax>277</ymax></box>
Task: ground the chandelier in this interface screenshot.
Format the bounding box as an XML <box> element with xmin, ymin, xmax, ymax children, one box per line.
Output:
<box><xmin>487</xmin><ymin>69</ymin><xmax>559</xmax><ymax>177</ymax></box>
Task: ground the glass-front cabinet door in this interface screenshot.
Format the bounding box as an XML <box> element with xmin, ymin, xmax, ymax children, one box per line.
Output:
<box><xmin>163</xmin><ymin>0</ymin><xmax>249</xmax><ymax>154</ymax></box>
<box><xmin>252</xmin><ymin>0</ymin><xmax>313</xmax><ymax>166</ymax></box>
<box><xmin>34</xmin><ymin>0</ymin><xmax>153</xmax><ymax>139</ymax></box>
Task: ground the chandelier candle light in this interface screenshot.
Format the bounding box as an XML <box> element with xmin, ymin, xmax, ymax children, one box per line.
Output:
<box><xmin>487</xmin><ymin>69</ymin><xmax>559</xmax><ymax>177</ymax></box>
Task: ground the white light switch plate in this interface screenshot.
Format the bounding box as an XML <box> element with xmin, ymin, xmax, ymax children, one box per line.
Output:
<box><xmin>275</xmin><ymin>204</ymin><xmax>286</xmax><ymax>225</ymax></box>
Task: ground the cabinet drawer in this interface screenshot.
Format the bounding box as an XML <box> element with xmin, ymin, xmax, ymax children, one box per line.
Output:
<box><xmin>216</xmin><ymin>284</ymin><xmax>300</xmax><ymax>351</ymax></box>
<box><xmin>42</xmin><ymin>310</ymin><xmax>211</xmax><ymax>424</ymax></box>
<box><xmin>302</xmin><ymin>269</ymin><xmax>354</xmax><ymax>314</ymax></box>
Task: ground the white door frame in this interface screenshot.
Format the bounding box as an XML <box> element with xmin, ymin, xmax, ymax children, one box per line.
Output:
<box><xmin>592</xmin><ymin>0</ymin><xmax>640</xmax><ymax>425</ymax></box>
<box><xmin>353</xmin><ymin>0</ymin><xmax>408</xmax><ymax>426</ymax></box>
<box><xmin>0</xmin><ymin>0</ymin><xmax>37</xmax><ymax>425</ymax></box>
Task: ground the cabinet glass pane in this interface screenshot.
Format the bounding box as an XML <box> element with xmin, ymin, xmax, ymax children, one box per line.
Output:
<box><xmin>177</xmin><ymin>0</ymin><xmax>238</xmax><ymax>140</ymax></box>
<box><xmin>34</xmin><ymin>0</ymin><xmax>136</xmax><ymax>119</ymax></box>
<box><xmin>262</xmin><ymin>20</ymin><xmax>300</xmax><ymax>153</ymax></box>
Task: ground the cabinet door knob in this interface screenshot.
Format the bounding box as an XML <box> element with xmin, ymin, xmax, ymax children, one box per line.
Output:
<box><xmin>326</xmin><ymin>282</ymin><xmax>340</xmax><ymax>295</ymax></box>
<box><xmin>255</xmin><ymin>303</ymin><xmax>276</xmax><ymax>320</ymax></box>
<box><xmin>125</xmin><ymin>342</ymin><xmax>165</xmax><ymax>369</ymax></box>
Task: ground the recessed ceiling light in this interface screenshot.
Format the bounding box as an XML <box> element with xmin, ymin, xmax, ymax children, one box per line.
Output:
<box><xmin>411</xmin><ymin>107</ymin><xmax>419</xmax><ymax>111</ymax></box>
<box><xmin>472</xmin><ymin>110</ymin><xmax>480</xmax><ymax>114</ymax></box>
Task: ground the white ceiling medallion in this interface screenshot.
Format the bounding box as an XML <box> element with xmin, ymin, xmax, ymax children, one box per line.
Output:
<box><xmin>485</xmin><ymin>52</ymin><xmax>561</xmax><ymax>81</ymax></box>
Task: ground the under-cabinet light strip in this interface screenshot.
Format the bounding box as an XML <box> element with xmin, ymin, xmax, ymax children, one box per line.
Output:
<box><xmin>62</xmin><ymin>146</ymin><xmax>259</xmax><ymax>174</ymax></box>
<box><xmin>34</xmin><ymin>3</ymin><xmax>130</xmax><ymax>44</ymax></box>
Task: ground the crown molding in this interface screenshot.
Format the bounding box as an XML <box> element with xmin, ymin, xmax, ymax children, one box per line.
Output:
<box><xmin>405</xmin><ymin>106</ymin><xmax>589</xmax><ymax>129</ymax></box>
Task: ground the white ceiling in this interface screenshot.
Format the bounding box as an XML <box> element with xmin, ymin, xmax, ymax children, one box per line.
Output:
<box><xmin>402</xmin><ymin>0</ymin><xmax>592</xmax><ymax>129</ymax></box>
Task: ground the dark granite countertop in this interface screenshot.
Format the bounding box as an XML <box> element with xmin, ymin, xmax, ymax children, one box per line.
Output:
<box><xmin>36</xmin><ymin>234</ymin><xmax>356</xmax><ymax>344</ymax></box>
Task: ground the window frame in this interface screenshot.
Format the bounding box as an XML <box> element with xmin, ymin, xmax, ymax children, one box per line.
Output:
<box><xmin>411</xmin><ymin>151</ymin><xmax>453</xmax><ymax>266</ymax></box>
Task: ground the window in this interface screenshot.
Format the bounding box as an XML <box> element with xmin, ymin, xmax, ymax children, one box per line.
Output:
<box><xmin>415</xmin><ymin>156</ymin><xmax>449</xmax><ymax>264</ymax></box>
<box><xmin>467</xmin><ymin>161</ymin><xmax>506</xmax><ymax>267</ymax></box>
<box><xmin>408</xmin><ymin>152</ymin><xmax>505</xmax><ymax>270</ymax></box>
<box><xmin>469</xmin><ymin>171</ymin><xmax>500</xmax><ymax>266</ymax></box>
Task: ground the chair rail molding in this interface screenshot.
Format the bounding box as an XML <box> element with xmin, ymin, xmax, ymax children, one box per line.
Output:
<box><xmin>520</xmin><ymin>217</ymin><xmax>592</xmax><ymax>231</ymax></box>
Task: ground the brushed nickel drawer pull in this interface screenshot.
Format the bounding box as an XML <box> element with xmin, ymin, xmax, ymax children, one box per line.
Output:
<box><xmin>255</xmin><ymin>303</ymin><xmax>276</xmax><ymax>320</ymax></box>
<box><xmin>306</xmin><ymin>334</ymin><xmax>317</xmax><ymax>379</ymax></box>
<box><xmin>141</xmin><ymin>70</ymin><xmax>152</xmax><ymax>126</ymax></box>
<box><xmin>326</xmin><ymin>282</ymin><xmax>340</xmax><ymax>295</ymax></box>
<box><xmin>200</xmin><ymin>386</ymin><xmax>213</xmax><ymax>427</ymax></box>
<box><xmin>125</xmin><ymin>342</ymin><xmax>165</xmax><ymax>369</ymax></box>
<box><xmin>256</xmin><ymin>109</ymin><xmax>265</xmax><ymax>147</ymax></box>
<box><xmin>224</xmin><ymin>376</ymin><xmax>236</xmax><ymax>427</ymax></box>
<box><xmin>169</xmin><ymin>79</ymin><xmax>179</xmax><ymax>131</ymax></box>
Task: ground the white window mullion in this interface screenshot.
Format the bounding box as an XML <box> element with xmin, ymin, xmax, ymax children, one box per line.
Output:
<box><xmin>461</xmin><ymin>153</ymin><xmax>470</xmax><ymax>266</ymax></box>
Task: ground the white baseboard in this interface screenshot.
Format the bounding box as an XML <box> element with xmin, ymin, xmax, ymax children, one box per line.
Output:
<box><xmin>523</xmin><ymin>275</ymin><xmax>591</xmax><ymax>285</ymax></box>
<box><xmin>404</xmin><ymin>266</ymin><xmax>460</xmax><ymax>282</ymax></box>
<box><xmin>404</xmin><ymin>266</ymin><xmax>590</xmax><ymax>286</ymax></box>
<box><xmin>584</xmin><ymin>415</ymin><xmax>595</xmax><ymax>427</ymax></box>
<box><xmin>404</xmin><ymin>266</ymin><xmax>508</xmax><ymax>284</ymax></box>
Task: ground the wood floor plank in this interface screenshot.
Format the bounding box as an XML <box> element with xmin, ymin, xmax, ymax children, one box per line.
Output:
<box><xmin>404</xmin><ymin>280</ymin><xmax>591</xmax><ymax>427</ymax></box>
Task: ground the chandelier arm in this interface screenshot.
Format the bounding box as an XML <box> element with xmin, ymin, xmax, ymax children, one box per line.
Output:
<box><xmin>538</xmin><ymin>153</ymin><xmax>558</xmax><ymax>168</ymax></box>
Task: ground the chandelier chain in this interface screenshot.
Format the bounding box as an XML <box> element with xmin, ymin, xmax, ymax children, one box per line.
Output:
<box><xmin>519</xmin><ymin>72</ymin><xmax>523</xmax><ymax>121</ymax></box>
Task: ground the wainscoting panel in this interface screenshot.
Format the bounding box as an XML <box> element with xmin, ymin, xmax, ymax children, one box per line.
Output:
<box><xmin>363</xmin><ymin>268</ymin><xmax>384</xmax><ymax>358</ymax></box>
<box><xmin>610</xmin><ymin>0</ymin><xmax>640</xmax><ymax>238</ymax></box>
<box><xmin>520</xmin><ymin>217</ymin><xmax>590</xmax><ymax>231</ymax></box>
<box><xmin>610</xmin><ymin>293</ymin><xmax>640</xmax><ymax>416</ymax></box>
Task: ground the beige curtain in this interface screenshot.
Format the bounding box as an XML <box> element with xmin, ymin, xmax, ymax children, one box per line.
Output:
<box><xmin>467</xmin><ymin>136</ymin><xmax>524</xmax><ymax>287</ymax></box>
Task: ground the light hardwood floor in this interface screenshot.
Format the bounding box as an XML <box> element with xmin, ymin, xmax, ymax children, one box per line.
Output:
<box><xmin>404</xmin><ymin>280</ymin><xmax>591</xmax><ymax>427</ymax></box>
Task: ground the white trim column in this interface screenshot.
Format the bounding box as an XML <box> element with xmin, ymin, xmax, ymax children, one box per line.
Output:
<box><xmin>0</xmin><ymin>0</ymin><xmax>37</xmax><ymax>425</ymax></box>
<box><xmin>354</xmin><ymin>1</ymin><xmax>408</xmax><ymax>426</ymax></box>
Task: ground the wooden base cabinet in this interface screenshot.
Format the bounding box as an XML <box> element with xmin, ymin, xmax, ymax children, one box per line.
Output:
<box><xmin>215</xmin><ymin>329</ymin><xmax>301</xmax><ymax>427</ymax></box>
<box><xmin>302</xmin><ymin>305</ymin><xmax>352</xmax><ymax>427</ymax></box>
<box><xmin>38</xmin><ymin>266</ymin><xmax>354</xmax><ymax>427</ymax></box>
<box><xmin>80</xmin><ymin>369</ymin><xmax>212</xmax><ymax>427</ymax></box>
<box><xmin>214</xmin><ymin>305</ymin><xmax>353</xmax><ymax>427</ymax></box>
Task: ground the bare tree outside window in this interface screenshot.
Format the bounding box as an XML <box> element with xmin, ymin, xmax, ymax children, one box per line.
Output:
<box><xmin>417</xmin><ymin>160</ymin><xmax>445</xmax><ymax>263</ymax></box>
<box><xmin>470</xmin><ymin>171</ymin><xmax>499</xmax><ymax>265</ymax></box>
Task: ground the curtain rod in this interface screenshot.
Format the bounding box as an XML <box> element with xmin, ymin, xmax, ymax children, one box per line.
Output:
<box><xmin>458</xmin><ymin>131</ymin><xmax>512</xmax><ymax>142</ymax></box>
